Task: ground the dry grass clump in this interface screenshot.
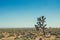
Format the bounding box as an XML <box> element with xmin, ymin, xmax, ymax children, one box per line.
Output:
<box><xmin>45</xmin><ymin>34</ymin><xmax>56</xmax><ymax>40</ymax></box>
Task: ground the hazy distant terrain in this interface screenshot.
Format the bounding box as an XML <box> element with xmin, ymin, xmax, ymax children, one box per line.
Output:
<box><xmin>0</xmin><ymin>28</ymin><xmax>60</xmax><ymax>33</ymax></box>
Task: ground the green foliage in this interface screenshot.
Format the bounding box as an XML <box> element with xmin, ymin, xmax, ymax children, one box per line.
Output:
<box><xmin>0</xmin><ymin>33</ymin><xmax>4</xmax><ymax>39</ymax></box>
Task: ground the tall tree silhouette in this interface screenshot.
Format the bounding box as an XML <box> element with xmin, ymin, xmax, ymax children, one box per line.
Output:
<box><xmin>35</xmin><ymin>16</ymin><xmax>46</xmax><ymax>35</ymax></box>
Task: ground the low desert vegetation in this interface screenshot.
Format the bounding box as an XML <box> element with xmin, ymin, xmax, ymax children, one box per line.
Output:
<box><xmin>0</xmin><ymin>28</ymin><xmax>60</xmax><ymax>40</ymax></box>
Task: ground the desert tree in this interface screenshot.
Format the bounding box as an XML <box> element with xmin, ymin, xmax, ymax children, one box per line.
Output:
<box><xmin>35</xmin><ymin>16</ymin><xmax>47</xmax><ymax>35</ymax></box>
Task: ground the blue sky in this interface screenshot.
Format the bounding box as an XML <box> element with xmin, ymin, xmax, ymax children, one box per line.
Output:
<box><xmin>0</xmin><ymin>0</ymin><xmax>60</xmax><ymax>28</ymax></box>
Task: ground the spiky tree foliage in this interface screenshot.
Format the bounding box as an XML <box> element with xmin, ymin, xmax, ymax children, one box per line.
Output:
<box><xmin>35</xmin><ymin>16</ymin><xmax>46</xmax><ymax>35</ymax></box>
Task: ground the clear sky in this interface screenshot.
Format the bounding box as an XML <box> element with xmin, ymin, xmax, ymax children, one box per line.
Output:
<box><xmin>0</xmin><ymin>0</ymin><xmax>60</xmax><ymax>28</ymax></box>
